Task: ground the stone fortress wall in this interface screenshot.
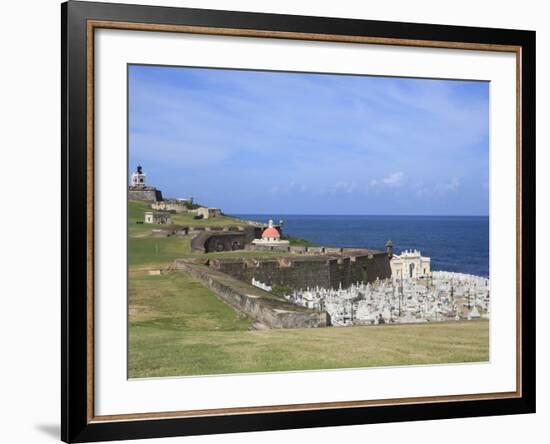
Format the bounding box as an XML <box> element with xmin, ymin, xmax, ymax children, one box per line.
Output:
<box><xmin>151</xmin><ymin>199</ymin><xmax>191</xmax><ymax>213</ymax></box>
<box><xmin>174</xmin><ymin>260</ymin><xmax>329</xmax><ymax>329</ymax></box>
<box><xmin>128</xmin><ymin>188</ymin><xmax>163</xmax><ymax>202</ymax></box>
<box><xmin>147</xmin><ymin>225</ymin><xmax>262</xmax><ymax>241</ymax></box>
<box><xmin>208</xmin><ymin>249</ymin><xmax>391</xmax><ymax>291</ymax></box>
<box><xmin>190</xmin><ymin>227</ymin><xmax>262</xmax><ymax>252</ymax></box>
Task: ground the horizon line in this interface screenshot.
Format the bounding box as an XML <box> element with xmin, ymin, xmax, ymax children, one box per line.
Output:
<box><xmin>229</xmin><ymin>213</ymin><xmax>489</xmax><ymax>217</ymax></box>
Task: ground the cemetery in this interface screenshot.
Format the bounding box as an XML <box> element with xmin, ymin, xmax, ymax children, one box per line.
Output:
<box><xmin>281</xmin><ymin>272</ymin><xmax>489</xmax><ymax>327</ymax></box>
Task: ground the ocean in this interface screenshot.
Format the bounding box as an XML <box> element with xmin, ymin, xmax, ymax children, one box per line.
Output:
<box><xmin>235</xmin><ymin>215</ymin><xmax>489</xmax><ymax>278</ymax></box>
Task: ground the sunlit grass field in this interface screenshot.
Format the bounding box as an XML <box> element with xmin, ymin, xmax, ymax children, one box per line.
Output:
<box><xmin>128</xmin><ymin>270</ymin><xmax>489</xmax><ymax>378</ymax></box>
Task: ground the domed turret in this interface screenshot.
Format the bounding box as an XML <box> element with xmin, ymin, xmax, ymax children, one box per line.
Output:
<box><xmin>262</xmin><ymin>220</ymin><xmax>280</xmax><ymax>240</ymax></box>
<box><xmin>252</xmin><ymin>219</ymin><xmax>289</xmax><ymax>247</ymax></box>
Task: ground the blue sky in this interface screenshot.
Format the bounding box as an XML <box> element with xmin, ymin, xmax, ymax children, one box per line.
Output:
<box><xmin>128</xmin><ymin>65</ymin><xmax>489</xmax><ymax>216</ymax></box>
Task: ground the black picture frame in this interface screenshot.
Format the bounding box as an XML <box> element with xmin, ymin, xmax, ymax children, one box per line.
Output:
<box><xmin>61</xmin><ymin>1</ymin><xmax>536</xmax><ymax>442</ymax></box>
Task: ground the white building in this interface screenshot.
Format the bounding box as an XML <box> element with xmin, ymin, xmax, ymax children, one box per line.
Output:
<box><xmin>196</xmin><ymin>207</ymin><xmax>221</xmax><ymax>219</ymax></box>
<box><xmin>144</xmin><ymin>211</ymin><xmax>172</xmax><ymax>224</ymax></box>
<box><xmin>391</xmin><ymin>249</ymin><xmax>431</xmax><ymax>279</ymax></box>
<box><xmin>252</xmin><ymin>219</ymin><xmax>290</xmax><ymax>247</ymax></box>
<box><xmin>131</xmin><ymin>165</ymin><xmax>146</xmax><ymax>187</ymax></box>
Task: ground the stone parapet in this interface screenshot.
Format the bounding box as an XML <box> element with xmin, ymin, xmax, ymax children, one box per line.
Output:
<box><xmin>174</xmin><ymin>260</ymin><xmax>329</xmax><ymax>329</ymax></box>
<box><xmin>209</xmin><ymin>250</ymin><xmax>391</xmax><ymax>290</ymax></box>
<box><xmin>128</xmin><ymin>188</ymin><xmax>163</xmax><ymax>202</ymax></box>
<box><xmin>190</xmin><ymin>227</ymin><xmax>261</xmax><ymax>252</ymax></box>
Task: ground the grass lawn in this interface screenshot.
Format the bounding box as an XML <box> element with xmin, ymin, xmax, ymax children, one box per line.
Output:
<box><xmin>283</xmin><ymin>235</ymin><xmax>317</xmax><ymax>247</ymax></box>
<box><xmin>128</xmin><ymin>270</ymin><xmax>490</xmax><ymax>378</ymax></box>
<box><xmin>128</xmin><ymin>237</ymin><xmax>193</xmax><ymax>267</ymax></box>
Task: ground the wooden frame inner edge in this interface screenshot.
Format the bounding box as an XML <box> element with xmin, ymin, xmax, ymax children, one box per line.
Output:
<box><xmin>85</xmin><ymin>19</ymin><xmax>523</xmax><ymax>423</ymax></box>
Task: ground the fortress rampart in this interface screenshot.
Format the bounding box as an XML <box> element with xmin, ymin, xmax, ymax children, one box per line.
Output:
<box><xmin>209</xmin><ymin>249</ymin><xmax>391</xmax><ymax>290</ymax></box>
<box><xmin>151</xmin><ymin>200</ymin><xmax>190</xmax><ymax>213</ymax></box>
<box><xmin>128</xmin><ymin>187</ymin><xmax>163</xmax><ymax>202</ymax></box>
<box><xmin>174</xmin><ymin>260</ymin><xmax>329</xmax><ymax>328</ymax></box>
<box><xmin>190</xmin><ymin>227</ymin><xmax>262</xmax><ymax>252</ymax></box>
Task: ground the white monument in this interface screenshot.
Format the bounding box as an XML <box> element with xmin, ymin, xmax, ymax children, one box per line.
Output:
<box><xmin>391</xmin><ymin>249</ymin><xmax>431</xmax><ymax>279</ymax></box>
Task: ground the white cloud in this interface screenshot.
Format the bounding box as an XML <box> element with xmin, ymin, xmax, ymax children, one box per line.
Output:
<box><xmin>436</xmin><ymin>177</ymin><xmax>460</xmax><ymax>192</ymax></box>
<box><xmin>415</xmin><ymin>177</ymin><xmax>460</xmax><ymax>198</ymax></box>
<box><xmin>333</xmin><ymin>182</ymin><xmax>357</xmax><ymax>194</ymax></box>
<box><xmin>381</xmin><ymin>172</ymin><xmax>404</xmax><ymax>186</ymax></box>
<box><xmin>269</xmin><ymin>181</ymin><xmax>308</xmax><ymax>195</ymax></box>
<box><xmin>367</xmin><ymin>172</ymin><xmax>404</xmax><ymax>190</ymax></box>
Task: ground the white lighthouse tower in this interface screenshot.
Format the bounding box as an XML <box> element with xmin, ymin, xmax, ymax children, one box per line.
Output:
<box><xmin>128</xmin><ymin>165</ymin><xmax>163</xmax><ymax>201</ymax></box>
<box><xmin>131</xmin><ymin>165</ymin><xmax>147</xmax><ymax>187</ymax></box>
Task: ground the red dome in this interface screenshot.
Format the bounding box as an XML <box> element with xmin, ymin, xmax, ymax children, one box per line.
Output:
<box><xmin>262</xmin><ymin>227</ymin><xmax>280</xmax><ymax>238</ymax></box>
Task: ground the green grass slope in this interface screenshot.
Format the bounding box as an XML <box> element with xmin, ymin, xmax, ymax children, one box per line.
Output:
<box><xmin>128</xmin><ymin>270</ymin><xmax>489</xmax><ymax>378</ymax></box>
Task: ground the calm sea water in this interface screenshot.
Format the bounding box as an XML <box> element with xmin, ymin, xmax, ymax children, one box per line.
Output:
<box><xmin>235</xmin><ymin>215</ymin><xmax>489</xmax><ymax>278</ymax></box>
